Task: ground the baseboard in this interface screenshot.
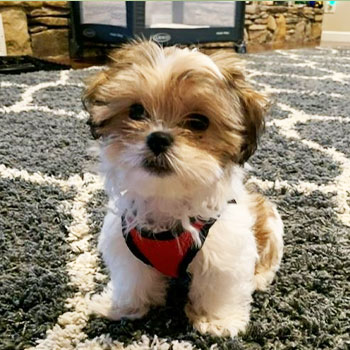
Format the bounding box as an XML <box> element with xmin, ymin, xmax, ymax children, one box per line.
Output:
<box><xmin>321</xmin><ymin>31</ymin><xmax>350</xmax><ymax>43</ymax></box>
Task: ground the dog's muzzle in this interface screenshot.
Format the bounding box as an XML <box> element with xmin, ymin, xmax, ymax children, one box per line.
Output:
<box><xmin>142</xmin><ymin>131</ymin><xmax>174</xmax><ymax>175</ymax></box>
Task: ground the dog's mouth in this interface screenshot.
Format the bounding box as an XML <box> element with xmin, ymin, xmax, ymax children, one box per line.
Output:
<box><xmin>142</xmin><ymin>155</ymin><xmax>173</xmax><ymax>176</ymax></box>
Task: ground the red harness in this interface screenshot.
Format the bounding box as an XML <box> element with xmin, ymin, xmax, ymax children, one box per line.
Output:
<box><xmin>121</xmin><ymin>216</ymin><xmax>216</xmax><ymax>278</ymax></box>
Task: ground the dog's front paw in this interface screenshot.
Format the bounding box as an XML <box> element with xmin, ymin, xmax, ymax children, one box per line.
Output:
<box><xmin>186</xmin><ymin>305</ymin><xmax>248</xmax><ymax>338</ymax></box>
<box><xmin>88</xmin><ymin>289</ymin><xmax>149</xmax><ymax>321</ymax></box>
<box><xmin>192</xmin><ymin>317</ymin><xmax>247</xmax><ymax>338</ymax></box>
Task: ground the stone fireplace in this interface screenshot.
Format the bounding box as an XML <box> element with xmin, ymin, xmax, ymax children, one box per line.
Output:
<box><xmin>0</xmin><ymin>1</ymin><xmax>69</xmax><ymax>58</ymax></box>
<box><xmin>0</xmin><ymin>1</ymin><xmax>323</xmax><ymax>61</ymax></box>
<box><xmin>244</xmin><ymin>2</ymin><xmax>324</xmax><ymax>51</ymax></box>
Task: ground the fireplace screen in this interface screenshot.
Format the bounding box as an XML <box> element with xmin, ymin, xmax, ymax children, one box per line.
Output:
<box><xmin>70</xmin><ymin>1</ymin><xmax>245</xmax><ymax>57</ymax></box>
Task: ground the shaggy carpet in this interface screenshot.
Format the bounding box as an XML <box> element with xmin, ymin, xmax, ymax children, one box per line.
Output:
<box><xmin>0</xmin><ymin>47</ymin><xmax>349</xmax><ymax>350</ymax></box>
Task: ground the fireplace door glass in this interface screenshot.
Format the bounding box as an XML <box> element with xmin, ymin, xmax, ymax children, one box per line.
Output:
<box><xmin>81</xmin><ymin>1</ymin><xmax>127</xmax><ymax>27</ymax></box>
<box><xmin>145</xmin><ymin>1</ymin><xmax>236</xmax><ymax>29</ymax></box>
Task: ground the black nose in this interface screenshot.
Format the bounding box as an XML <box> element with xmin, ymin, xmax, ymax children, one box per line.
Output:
<box><xmin>146</xmin><ymin>131</ymin><xmax>174</xmax><ymax>156</ymax></box>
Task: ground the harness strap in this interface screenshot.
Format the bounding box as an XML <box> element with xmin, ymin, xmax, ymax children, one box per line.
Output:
<box><xmin>121</xmin><ymin>199</ymin><xmax>236</xmax><ymax>278</ymax></box>
<box><xmin>121</xmin><ymin>217</ymin><xmax>216</xmax><ymax>277</ymax></box>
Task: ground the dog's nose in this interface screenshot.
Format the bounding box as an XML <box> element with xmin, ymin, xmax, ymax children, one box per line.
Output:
<box><xmin>146</xmin><ymin>131</ymin><xmax>174</xmax><ymax>156</ymax></box>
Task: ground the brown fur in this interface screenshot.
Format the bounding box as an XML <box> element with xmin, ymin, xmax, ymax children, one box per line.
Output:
<box><xmin>250</xmin><ymin>193</ymin><xmax>280</xmax><ymax>276</ymax></box>
<box><xmin>209</xmin><ymin>51</ymin><xmax>269</xmax><ymax>164</ymax></box>
<box><xmin>83</xmin><ymin>41</ymin><xmax>268</xmax><ymax>169</ymax></box>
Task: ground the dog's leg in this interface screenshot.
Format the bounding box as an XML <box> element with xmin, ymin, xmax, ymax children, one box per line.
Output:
<box><xmin>89</xmin><ymin>212</ymin><xmax>168</xmax><ymax>320</ymax></box>
<box><xmin>186</xmin><ymin>204</ymin><xmax>257</xmax><ymax>337</ymax></box>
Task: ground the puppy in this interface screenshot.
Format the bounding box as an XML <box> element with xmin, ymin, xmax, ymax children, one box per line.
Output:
<box><xmin>84</xmin><ymin>41</ymin><xmax>283</xmax><ymax>337</ymax></box>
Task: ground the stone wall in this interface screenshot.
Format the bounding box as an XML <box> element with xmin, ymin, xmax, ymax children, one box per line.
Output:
<box><xmin>0</xmin><ymin>1</ymin><xmax>69</xmax><ymax>58</ymax></box>
<box><xmin>0</xmin><ymin>1</ymin><xmax>323</xmax><ymax>59</ymax></box>
<box><xmin>244</xmin><ymin>3</ymin><xmax>323</xmax><ymax>51</ymax></box>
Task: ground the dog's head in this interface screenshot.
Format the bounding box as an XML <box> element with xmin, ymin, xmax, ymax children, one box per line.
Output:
<box><xmin>84</xmin><ymin>41</ymin><xmax>267</xmax><ymax>198</ymax></box>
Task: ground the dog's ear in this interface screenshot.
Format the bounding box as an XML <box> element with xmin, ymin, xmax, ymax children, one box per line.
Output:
<box><xmin>83</xmin><ymin>41</ymin><xmax>162</xmax><ymax>139</ymax></box>
<box><xmin>210</xmin><ymin>51</ymin><xmax>268</xmax><ymax>164</ymax></box>
<box><xmin>83</xmin><ymin>70</ymin><xmax>110</xmax><ymax>139</ymax></box>
<box><xmin>235</xmin><ymin>81</ymin><xmax>268</xmax><ymax>164</ymax></box>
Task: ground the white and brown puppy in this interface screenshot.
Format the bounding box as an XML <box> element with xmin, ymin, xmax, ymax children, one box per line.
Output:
<box><xmin>84</xmin><ymin>41</ymin><xmax>283</xmax><ymax>337</ymax></box>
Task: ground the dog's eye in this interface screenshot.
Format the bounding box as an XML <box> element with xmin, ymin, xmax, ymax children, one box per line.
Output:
<box><xmin>185</xmin><ymin>114</ymin><xmax>209</xmax><ymax>132</ymax></box>
<box><xmin>129</xmin><ymin>103</ymin><xmax>146</xmax><ymax>121</ymax></box>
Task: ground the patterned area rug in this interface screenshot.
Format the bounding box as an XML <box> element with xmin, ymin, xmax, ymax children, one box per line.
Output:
<box><xmin>1</xmin><ymin>47</ymin><xmax>349</xmax><ymax>350</ymax></box>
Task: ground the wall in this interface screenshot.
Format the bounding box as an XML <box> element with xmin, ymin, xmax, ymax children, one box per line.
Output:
<box><xmin>322</xmin><ymin>1</ymin><xmax>350</xmax><ymax>43</ymax></box>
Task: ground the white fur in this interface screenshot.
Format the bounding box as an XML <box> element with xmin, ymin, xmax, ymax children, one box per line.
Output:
<box><xmin>90</xmin><ymin>160</ymin><xmax>284</xmax><ymax>337</ymax></box>
<box><xmin>90</xmin><ymin>210</ymin><xmax>168</xmax><ymax>320</ymax></box>
<box><xmin>186</xmin><ymin>200</ymin><xmax>258</xmax><ymax>337</ymax></box>
<box><xmin>99</xmin><ymin>138</ymin><xmax>243</xmax><ymax>246</ymax></box>
<box><xmin>88</xmin><ymin>43</ymin><xmax>283</xmax><ymax>337</ymax></box>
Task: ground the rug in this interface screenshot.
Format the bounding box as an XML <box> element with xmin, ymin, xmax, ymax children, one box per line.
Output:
<box><xmin>0</xmin><ymin>47</ymin><xmax>349</xmax><ymax>350</ymax></box>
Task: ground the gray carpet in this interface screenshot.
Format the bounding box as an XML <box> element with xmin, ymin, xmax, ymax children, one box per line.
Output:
<box><xmin>0</xmin><ymin>47</ymin><xmax>349</xmax><ymax>350</ymax></box>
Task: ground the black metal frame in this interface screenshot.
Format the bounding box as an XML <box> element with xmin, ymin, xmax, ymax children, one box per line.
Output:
<box><xmin>69</xmin><ymin>1</ymin><xmax>246</xmax><ymax>58</ymax></box>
